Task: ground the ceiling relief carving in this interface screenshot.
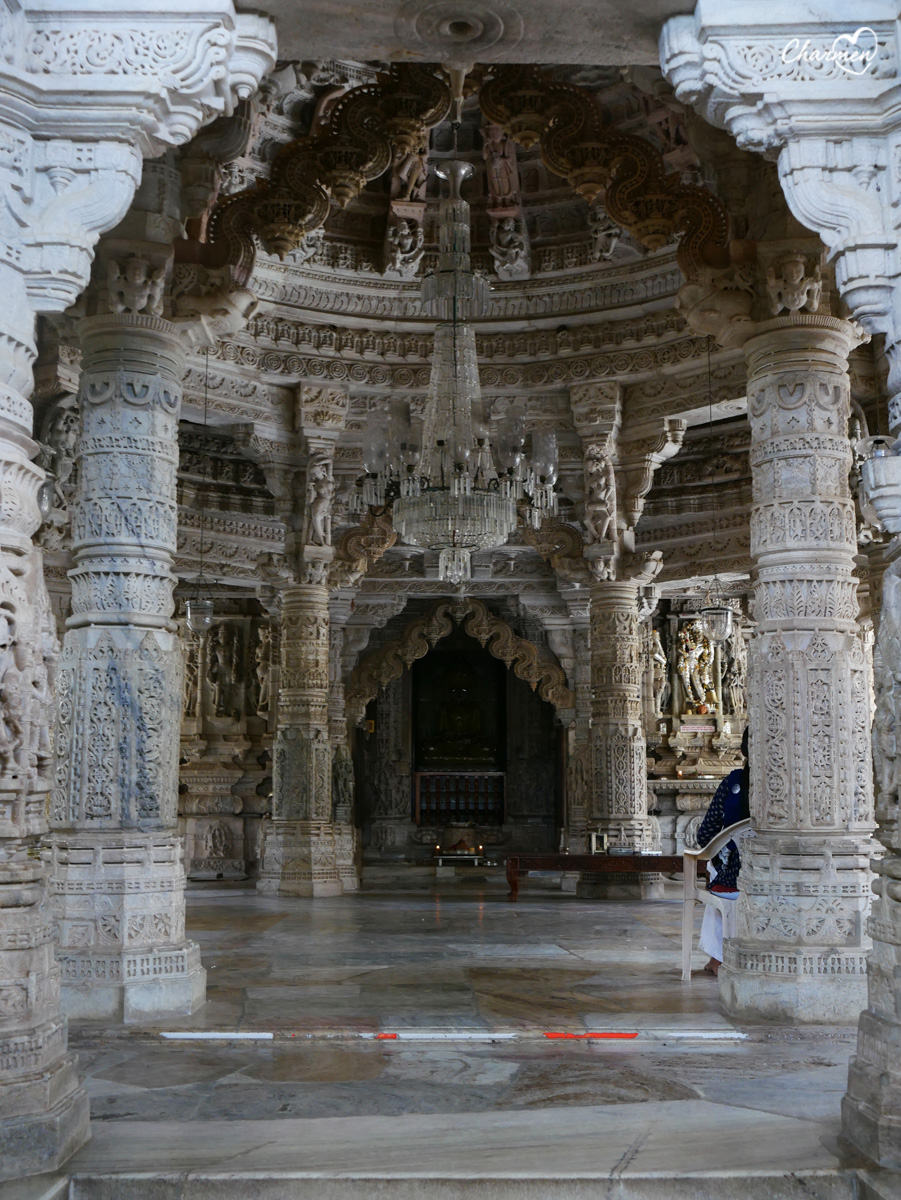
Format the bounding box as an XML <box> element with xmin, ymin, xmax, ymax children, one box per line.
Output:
<box><xmin>479</xmin><ymin>64</ymin><xmax>729</xmax><ymax>279</ymax></box>
<box><xmin>207</xmin><ymin>65</ymin><xmax>452</xmax><ymax>281</ymax></box>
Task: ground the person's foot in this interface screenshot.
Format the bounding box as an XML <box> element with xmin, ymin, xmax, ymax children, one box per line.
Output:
<box><xmin>703</xmin><ymin>958</ymin><xmax>720</xmax><ymax>976</ymax></box>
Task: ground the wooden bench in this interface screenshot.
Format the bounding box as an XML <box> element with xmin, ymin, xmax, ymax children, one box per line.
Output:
<box><xmin>681</xmin><ymin>818</ymin><xmax>752</xmax><ymax>981</ymax></box>
<box><xmin>505</xmin><ymin>853</ymin><xmax>696</xmax><ymax>902</ymax></box>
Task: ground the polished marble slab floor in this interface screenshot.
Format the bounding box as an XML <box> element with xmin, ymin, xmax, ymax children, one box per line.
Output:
<box><xmin>18</xmin><ymin>880</ymin><xmax>869</xmax><ymax>1198</ymax></box>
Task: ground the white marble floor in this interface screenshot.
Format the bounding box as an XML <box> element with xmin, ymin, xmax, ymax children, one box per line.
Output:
<box><xmin>7</xmin><ymin>882</ymin><xmax>872</xmax><ymax>1198</ymax></box>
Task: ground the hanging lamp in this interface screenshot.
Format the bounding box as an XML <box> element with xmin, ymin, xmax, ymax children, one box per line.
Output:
<box><xmin>350</xmin><ymin>132</ymin><xmax>557</xmax><ymax>585</ymax></box>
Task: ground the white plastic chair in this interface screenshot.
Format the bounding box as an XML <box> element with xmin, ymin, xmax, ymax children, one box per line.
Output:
<box><xmin>681</xmin><ymin>818</ymin><xmax>752</xmax><ymax>981</ymax></box>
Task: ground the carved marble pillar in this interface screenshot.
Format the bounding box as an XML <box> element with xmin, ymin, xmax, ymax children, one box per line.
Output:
<box><xmin>720</xmin><ymin>316</ymin><xmax>875</xmax><ymax>1023</ymax></box>
<box><xmin>48</xmin><ymin>168</ymin><xmax>205</xmax><ymax>1020</ymax></box>
<box><xmin>0</xmin><ymin>267</ymin><xmax>90</xmax><ymax>1177</ymax></box>
<box><xmin>843</xmin><ymin>452</ymin><xmax>901</xmax><ymax>1163</ymax></box>
<box><xmin>258</xmin><ymin>387</ymin><xmax>348</xmax><ymax>896</ymax></box>
<box><xmin>586</xmin><ymin>578</ymin><xmax>660</xmax><ymax>897</ymax></box>
<box><xmin>0</xmin><ymin>0</ymin><xmax>273</xmax><ymax>1174</ymax></box>
<box><xmin>329</xmin><ymin>605</ymin><xmax>359</xmax><ymax>892</ymax></box>
<box><xmin>258</xmin><ymin>583</ymin><xmax>339</xmax><ymax>896</ymax></box>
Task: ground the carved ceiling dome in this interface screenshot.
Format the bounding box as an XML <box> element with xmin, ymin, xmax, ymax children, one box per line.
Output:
<box><xmin>218</xmin><ymin>60</ymin><xmax>703</xmax><ymax>314</ymax></box>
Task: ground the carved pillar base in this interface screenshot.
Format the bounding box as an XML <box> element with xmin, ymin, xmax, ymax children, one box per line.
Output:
<box><xmin>335</xmin><ymin>822</ymin><xmax>360</xmax><ymax>892</ymax></box>
<box><xmin>576</xmin><ymin>872</ymin><xmax>665</xmax><ymax>901</ymax></box>
<box><xmin>0</xmin><ymin>850</ymin><xmax>89</xmax><ymax>1182</ymax></box>
<box><xmin>48</xmin><ymin>832</ymin><xmax>206</xmax><ymax>1021</ymax></box>
<box><xmin>181</xmin><ymin>752</ymin><xmax>246</xmax><ymax>880</ymax></box>
<box><xmin>258</xmin><ymin>820</ymin><xmax>342</xmax><ymax>897</ymax></box>
<box><xmin>718</xmin><ymin>832</ymin><xmax>871</xmax><ymax>1023</ymax></box>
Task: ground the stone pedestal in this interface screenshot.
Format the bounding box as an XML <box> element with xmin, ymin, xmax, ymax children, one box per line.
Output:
<box><xmin>258</xmin><ymin>820</ymin><xmax>343</xmax><ymax>897</ymax></box>
<box><xmin>587</xmin><ymin>579</ymin><xmax>660</xmax><ymax>899</ymax></box>
<box><xmin>259</xmin><ymin>583</ymin><xmax>340</xmax><ymax>895</ymax></box>
<box><xmin>181</xmin><ymin>749</ymin><xmax>247</xmax><ymax>880</ymax></box>
<box><xmin>720</xmin><ymin>317</ymin><xmax>875</xmax><ymax>1024</ymax></box>
<box><xmin>48</xmin><ymin>833</ymin><xmax>205</xmax><ymax>1019</ymax></box>
<box><xmin>48</xmin><ymin>263</ymin><xmax>205</xmax><ymax>1018</ymax></box>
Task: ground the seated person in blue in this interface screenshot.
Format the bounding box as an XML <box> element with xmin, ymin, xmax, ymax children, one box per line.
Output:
<box><xmin>696</xmin><ymin>726</ymin><xmax>750</xmax><ymax>976</ymax></box>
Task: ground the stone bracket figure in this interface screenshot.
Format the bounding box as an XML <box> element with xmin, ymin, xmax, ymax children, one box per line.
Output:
<box><xmin>490</xmin><ymin>215</ymin><xmax>530</xmax><ymax>280</ymax></box>
<box><xmin>305</xmin><ymin>451</ymin><xmax>336</xmax><ymax>547</ymax></box>
<box><xmin>384</xmin><ymin>217</ymin><xmax>425</xmax><ymax>280</ymax></box>
<box><xmin>584</xmin><ymin>444</ymin><xmax>616</xmax><ymax>544</ymax></box>
<box><xmin>589</xmin><ymin>205</ymin><xmax>622</xmax><ymax>261</ymax></box>
<box><xmin>483</xmin><ymin>122</ymin><xmax>520</xmax><ymax>211</ymax></box>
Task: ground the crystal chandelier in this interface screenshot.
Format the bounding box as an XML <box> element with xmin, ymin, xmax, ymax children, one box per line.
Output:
<box><xmin>351</xmin><ymin>158</ymin><xmax>558</xmax><ymax>585</ymax></box>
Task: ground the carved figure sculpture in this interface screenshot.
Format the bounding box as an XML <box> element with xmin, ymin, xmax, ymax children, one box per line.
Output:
<box><xmin>306</xmin><ymin>454</ymin><xmax>336</xmax><ymax>546</ymax></box>
<box><xmin>332</xmin><ymin>744</ymin><xmax>354</xmax><ymax>821</ymax></box>
<box><xmin>652</xmin><ymin>628</ymin><xmax>671</xmax><ymax>715</ymax></box>
<box><xmin>766</xmin><ymin>253</ymin><xmax>822</xmax><ymax>315</ymax></box>
<box><xmin>183</xmin><ymin>641</ymin><xmax>199</xmax><ymax>718</ymax></box>
<box><xmin>482</xmin><ymin>123</ymin><xmax>518</xmax><ymax>206</ymax></box>
<box><xmin>205</xmin><ymin>822</ymin><xmax>231</xmax><ymax>859</ymax></box>
<box><xmin>45</xmin><ymin>402</ymin><xmax>78</xmax><ymax>504</ymax></box>
<box><xmin>255</xmin><ymin>624</ymin><xmax>271</xmax><ymax>714</ymax></box>
<box><xmin>677</xmin><ymin>620</ymin><xmax>715</xmax><ymax>710</ymax></box>
<box><xmin>391</xmin><ymin>144</ymin><xmax>429</xmax><ymax>201</ymax></box>
<box><xmin>207</xmin><ymin>623</ymin><xmax>236</xmax><ymax>718</ymax></box>
<box><xmin>386</xmin><ymin>219</ymin><xmax>425</xmax><ymax>276</ymax></box>
<box><xmin>589</xmin><ymin>206</ymin><xmax>621</xmax><ymax>261</ymax></box>
<box><xmin>107</xmin><ymin>255</ymin><xmax>165</xmax><ymax>316</ymax></box>
<box><xmin>489</xmin><ymin>216</ymin><xmax>528</xmax><ymax>276</ymax></box>
<box><xmin>584</xmin><ymin>445</ymin><xmax>616</xmax><ymax>543</ymax></box>
<box><xmin>721</xmin><ymin>625</ymin><xmax>747</xmax><ymax>716</ymax></box>
<box><xmin>0</xmin><ymin>615</ymin><xmax>26</xmax><ymax>774</ymax></box>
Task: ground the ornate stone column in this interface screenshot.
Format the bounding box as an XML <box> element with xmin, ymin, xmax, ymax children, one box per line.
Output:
<box><xmin>258</xmin><ymin>582</ymin><xmax>338</xmax><ymax>895</ymax></box>
<box><xmin>660</xmin><ymin>3</ymin><xmax>901</xmax><ymax>1155</ymax></box>
<box><xmin>258</xmin><ymin>385</ymin><xmax>348</xmax><ymax>896</ymax></box>
<box><xmin>0</xmin><ymin>265</ymin><xmax>90</xmax><ymax>1176</ymax></box>
<box><xmin>329</xmin><ymin>602</ymin><xmax>360</xmax><ymax>892</ymax></box>
<box><xmin>720</xmin><ymin>314</ymin><xmax>875</xmax><ymax>1023</ymax></box>
<box><xmin>0</xmin><ymin>0</ymin><xmax>273</xmax><ymax>1173</ymax></box>
<box><xmin>48</xmin><ymin>162</ymin><xmax>205</xmax><ymax>1020</ymax></box>
<box><xmin>588</xmin><ymin>577</ymin><xmax>661</xmax><ymax>867</ymax></box>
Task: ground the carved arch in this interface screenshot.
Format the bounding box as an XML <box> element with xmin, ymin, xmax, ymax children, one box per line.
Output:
<box><xmin>206</xmin><ymin>65</ymin><xmax>451</xmax><ymax>283</ymax></box>
<box><xmin>345</xmin><ymin>598</ymin><xmax>575</xmax><ymax>726</ymax></box>
<box><xmin>479</xmin><ymin>65</ymin><xmax>730</xmax><ymax>279</ymax></box>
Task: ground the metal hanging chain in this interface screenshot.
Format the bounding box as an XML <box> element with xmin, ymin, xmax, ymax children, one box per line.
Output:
<box><xmin>199</xmin><ymin>349</ymin><xmax>210</xmax><ymax>584</ymax></box>
<box><xmin>707</xmin><ymin>335</ymin><xmax>719</xmax><ymax>569</ymax></box>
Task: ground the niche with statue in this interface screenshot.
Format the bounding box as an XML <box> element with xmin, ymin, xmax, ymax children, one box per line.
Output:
<box><xmin>643</xmin><ymin>600</ymin><xmax>746</xmax><ymax>853</ymax></box>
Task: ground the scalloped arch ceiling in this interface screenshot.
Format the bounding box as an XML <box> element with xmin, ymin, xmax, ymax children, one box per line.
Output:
<box><xmin>249</xmin><ymin>0</ymin><xmax>692</xmax><ymax>66</ymax></box>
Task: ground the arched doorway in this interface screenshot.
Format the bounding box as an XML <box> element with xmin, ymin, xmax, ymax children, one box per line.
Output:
<box><xmin>355</xmin><ymin>621</ymin><xmax>565</xmax><ymax>859</ymax></box>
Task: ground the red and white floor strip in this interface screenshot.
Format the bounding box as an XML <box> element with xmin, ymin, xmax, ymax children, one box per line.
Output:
<box><xmin>159</xmin><ymin>1028</ymin><xmax>747</xmax><ymax>1042</ymax></box>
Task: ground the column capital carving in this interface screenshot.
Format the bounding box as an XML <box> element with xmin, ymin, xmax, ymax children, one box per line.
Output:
<box><xmin>0</xmin><ymin>2</ymin><xmax>275</xmax><ymax>317</ymax></box>
<box><xmin>661</xmin><ymin>7</ymin><xmax>901</xmax><ymax>380</ymax></box>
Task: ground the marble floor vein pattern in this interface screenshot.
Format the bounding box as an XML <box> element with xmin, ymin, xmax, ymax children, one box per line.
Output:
<box><xmin>60</xmin><ymin>884</ymin><xmax>860</xmax><ymax>1163</ymax></box>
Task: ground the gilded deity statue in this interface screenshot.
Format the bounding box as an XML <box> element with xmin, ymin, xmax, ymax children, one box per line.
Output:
<box><xmin>677</xmin><ymin>619</ymin><xmax>716</xmax><ymax>712</ymax></box>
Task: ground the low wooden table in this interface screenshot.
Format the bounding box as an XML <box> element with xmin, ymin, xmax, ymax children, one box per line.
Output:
<box><xmin>505</xmin><ymin>853</ymin><xmax>699</xmax><ymax>902</ymax></box>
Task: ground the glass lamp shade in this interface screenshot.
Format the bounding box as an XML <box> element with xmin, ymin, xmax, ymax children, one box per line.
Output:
<box><xmin>530</xmin><ymin>430</ymin><xmax>558</xmax><ymax>485</ymax></box>
<box><xmin>362</xmin><ymin>412</ymin><xmax>390</xmax><ymax>475</ymax></box>
<box><xmin>700</xmin><ymin>604</ymin><xmax>733</xmax><ymax>645</ymax></box>
<box><xmin>37</xmin><ymin>478</ymin><xmax>55</xmax><ymax>521</ymax></box>
<box><xmin>185</xmin><ymin>597</ymin><xmax>214</xmax><ymax>635</ymax></box>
